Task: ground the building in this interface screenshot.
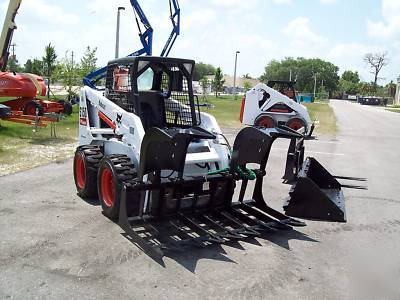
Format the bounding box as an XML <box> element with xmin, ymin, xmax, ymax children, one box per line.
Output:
<box><xmin>395</xmin><ymin>76</ymin><xmax>400</xmax><ymax>105</ymax></box>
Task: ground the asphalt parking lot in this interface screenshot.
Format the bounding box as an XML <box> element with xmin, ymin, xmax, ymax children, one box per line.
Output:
<box><xmin>1</xmin><ymin>100</ymin><xmax>399</xmax><ymax>299</ymax></box>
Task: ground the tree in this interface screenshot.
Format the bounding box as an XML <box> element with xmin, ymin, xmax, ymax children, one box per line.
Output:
<box><xmin>193</xmin><ymin>62</ymin><xmax>216</xmax><ymax>81</ymax></box>
<box><xmin>364</xmin><ymin>52</ymin><xmax>388</xmax><ymax>90</ymax></box>
<box><xmin>80</xmin><ymin>46</ymin><xmax>98</xmax><ymax>78</ymax></box>
<box><xmin>242</xmin><ymin>73</ymin><xmax>253</xmax><ymax>79</ymax></box>
<box><xmin>211</xmin><ymin>67</ymin><xmax>225</xmax><ymax>98</ymax></box>
<box><xmin>24</xmin><ymin>59</ymin><xmax>33</xmax><ymax>73</ymax></box>
<box><xmin>260</xmin><ymin>57</ymin><xmax>340</xmax><ymax>94</ymax></box>
<box><xmin>339</xmin><ymin>70</ymin><xmax>361</xmax><ymax>95</ymax></box>
<box><xmin>243</xmin><ymin>81</ymin><xmax>252</xmax><ymax>92</ymax></box>
<box><xmin>54</xmin><ymin>51</ymin><xmax>80</xmax><ymax>99</ymax></box>
<box><xmin>31</xmin><ymin>58</ymin><xmax>44</xmax><ymax>76</ymax></box>
<box><xmin>6</xmin><ymin>55</ymin><xmax>22</xmax><ymax>72</ymax></box>
<box><xmin>200</xmin><ymin>77</ymin><xmax>210</xmax><ymax>98</ymax></box>
<box><xmin>341</xmin><ymin>70</ymin><xmax>360</xmax><ymax>84</ymax></box>
<box><xmin>42</xmin><ymin>43</ymin><xmax>57</xmax><ymax>98</ymax></box>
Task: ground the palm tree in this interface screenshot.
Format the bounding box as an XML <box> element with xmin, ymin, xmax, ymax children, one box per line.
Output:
<box><xmin>42</xmin><ymin>43</ymin><xmax>57</xmax><ymax>99</ymax></box>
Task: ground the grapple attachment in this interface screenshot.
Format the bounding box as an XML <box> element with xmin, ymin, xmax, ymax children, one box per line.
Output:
<box><xmin>284</xmin><ymin>157</ymin><xmax>346</xmax><ymax>222</ymax></box>
<box><xmin>118</xmin><ymin>126</ymin><xmax>306</xmax><ymax>258</ymax></box>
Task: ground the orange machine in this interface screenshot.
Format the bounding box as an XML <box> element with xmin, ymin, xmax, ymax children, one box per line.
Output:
<box><xmin>0</xmin><ymin>0</ymin><xmax>71</xmax><ymax>119</ymax></box>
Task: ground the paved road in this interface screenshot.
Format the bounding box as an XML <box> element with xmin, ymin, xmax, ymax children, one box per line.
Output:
<box><xmin>1</xmin><ymin>101</ymin><xmax>399</xmax><ymax>299</ymax></box>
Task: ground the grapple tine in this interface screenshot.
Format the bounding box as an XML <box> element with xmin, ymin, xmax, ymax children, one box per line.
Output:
<box><xmin>168</xmin><ymin>220</ymin><xmax>206</xmax><ymax>248</ymax></box>
<box><xmin>200</xmin><ymin>214</ymin><xmax>244</xmax><ymax>239</ymax></box>
<box><xmin>238</xmin><ymin>204</ymin><xmax>292</xmax><ymax>230</ymax></box>
<box><xmin>177</xmin><ymin>214</ymin><xmax>225</xmax><ymax>244</ymax></box>
<box><xmin>252</xmin><ymin>201</ymin><xmax>306</xmax><ymax>227</ymax></box>
<box><xmin>215</xmin><ymin>210</ymin><xmax>261</xmax><ymax>237</ymax></box>
<box><xmin>119</xmin><ymin>186</ymin><xmax>164</xmax><ymax>259</ymax></box>
<box><xmin>226</xmin><ymin>207</ymin><xmax>277</xmax><ymax>232</ymax></box>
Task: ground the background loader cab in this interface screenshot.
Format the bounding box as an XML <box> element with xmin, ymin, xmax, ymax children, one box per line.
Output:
<box><xmin>267</xmin><ymin>80</ymin><xmax>298</xmax><ymax>102</ymax></box>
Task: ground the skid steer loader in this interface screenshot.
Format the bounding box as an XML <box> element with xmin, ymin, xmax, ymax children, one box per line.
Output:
<box><xmin>74</xmin><ymin>56</ymin><xmax>359</xmax><ymax>258</ymax></box>
<box><xmin>240</xmin><ymin>81</ymin><xmax>315</xmax><ymax>137</ymax></box>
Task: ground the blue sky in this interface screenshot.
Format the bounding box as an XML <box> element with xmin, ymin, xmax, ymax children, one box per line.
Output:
<box><xmin>1</xmin><ymin>0</ymin><xmax>399</xmax><ymax>83</ymax></box>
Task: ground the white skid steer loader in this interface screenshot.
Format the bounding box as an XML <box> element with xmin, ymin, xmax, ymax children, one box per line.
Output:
<box><xmin>240</xmin><ymin>81</ymin><xmax>315</xmax><ymax>137</ymax></box>
<box><xmin>73</xmin><ymin>56</ymin><xmax>362</xmax><ymax>259</ymax></box>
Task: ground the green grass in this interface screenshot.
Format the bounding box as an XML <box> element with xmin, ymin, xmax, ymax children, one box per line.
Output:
<box><xmin>199</xmin><ymin>95</ymin><xmax>243</xmax><ymax>128</ymax></box>
<box><xmin>305</xmin><ymin>102</ymin><xmax>337</xmax><ymax>135</ymax></box>
<box><xmin>386</xmin><ymin>109</ymin><xmax>400</xmax><ymax>113</ymax></box>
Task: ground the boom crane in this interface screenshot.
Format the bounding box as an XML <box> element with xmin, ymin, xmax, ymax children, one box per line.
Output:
<box><xmin>83</xmin><ymin>0</ymin><xmax>153</xmax><ymax>89</ymax></box>
<box><xmin>0</xmin><ymin>0</ymin><xmax>21</xmax><ymax>71</ymax></box>
<box><xmin>160</xmin><ymin>0</ymin><xmax>180</xmax><ymax>57</ymax></box>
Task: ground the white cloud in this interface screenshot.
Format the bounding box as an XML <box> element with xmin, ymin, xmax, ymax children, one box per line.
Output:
<box><xmin>23</xmin><ymin>0</ymin><xmax>80</xmax><ymax>25</ymax></box>
<box><xmin>320</xmin><ymin>0</ymin><xmax>338</xmax><ymax>4</ymax></box>
<box><xmin>210</xmin><ymin>0</ymin><xmax>260</xmax><ymax>10</ymax></box>
<box><xmin>367</xmin><ymin>0</ymin><xmax>400</xmax><ymax>40</ymax></box>
<box><xmin>326</xmin><ymin>43</ymin><xmax>386</xmax><ymax>81</ymax></box>
<box><xmin>272</xmin><ymin>0</ymin><xmax>293</xmax><ymax>5</ymax></box>
<box><xmin>282</xmin><ymin>17</ymin><xmax>328</xmax><ymax>56</ymax></box>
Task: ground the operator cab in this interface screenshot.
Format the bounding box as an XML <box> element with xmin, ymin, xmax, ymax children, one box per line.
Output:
<box><xmin>105</xmin><ymin>56</ymin><xmax>201</xmax><ymax>131</ymax></box>
<box><xmin>267</xmin><ymin>80</ymin><xmax>298</xmax><ymax>102</ymax></box>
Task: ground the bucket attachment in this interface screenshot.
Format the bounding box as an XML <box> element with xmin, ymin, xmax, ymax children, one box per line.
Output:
<box><xmin>284</xmin><ymin>157</ymin><xmax>346</xmax><ymax>222</ymax></box>
<box><xmin>118</xmin><ymin>126</ymin><xmax>310</xmax><ymax>258</ymax></box>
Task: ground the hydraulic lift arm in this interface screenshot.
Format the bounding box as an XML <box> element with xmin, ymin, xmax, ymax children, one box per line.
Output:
<box><xmin>160</xmin><ymin>0</ymin><xmax>180</xmax><ymax>57</ymax></box>
<box><xmin>83</xmin><ymin>0</ymin><xmax>153</xmax><ymax>89</ymax></box>
<box><xmin>0</xmin><ymin>0</ymin><xmax>22</xmax><ymax>71</ymax></box>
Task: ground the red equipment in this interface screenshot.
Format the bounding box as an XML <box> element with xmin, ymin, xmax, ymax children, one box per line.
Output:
<box><xmin>0</xmin><ymin>0</ymin><xmax>71</xmax><ymax>119</ymax></box>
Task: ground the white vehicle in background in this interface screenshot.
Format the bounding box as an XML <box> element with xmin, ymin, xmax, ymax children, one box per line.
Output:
<box><xmin>240</xmin><ymin>80</ymin><xmax>314</xmax><ymax>137</ymax></box>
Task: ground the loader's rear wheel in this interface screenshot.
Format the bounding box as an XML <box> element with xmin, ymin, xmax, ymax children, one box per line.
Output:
<box><xmin>98</xmin><ymin>155</ymin><xmax>136</xmax><ymax>220</ymax></box>
<box><xmin>73</xmin><ymin>145</ymin><xmax>103</xmax><ymax>198</ymax></box>
<box><xmin>255</xmin><ymin>115</ymin><xmax>275</xmax><ymax>128</ymax></box>
<box><xmin>286</xmin><ymin>117</ymin><xmax>306</xmax><ymax>131</ymax></box>
<box><xmin>58</xmin><ymin>100</ymin><xmax>73</xmax><ymax>115</ymax></box>
<box><xmin>24</xmin><ymin>101</ymin><xmax>44</xmax><ymax>116</ymax></box>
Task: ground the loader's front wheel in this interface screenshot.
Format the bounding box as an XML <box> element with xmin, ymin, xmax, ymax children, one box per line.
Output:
<box><xmin>98</xmin><ymin>155</ymin><xmax>136</xmax><ymax>220</ymax></box>
<box><xmin>73</xmin><ymin>146</ymin><xmax>103</xmax><ymax>198</ymax></box>
<box><xmin>255</xmin><ymin>115</ymin><xmax>275</xmax><ymax>128</ymax></box>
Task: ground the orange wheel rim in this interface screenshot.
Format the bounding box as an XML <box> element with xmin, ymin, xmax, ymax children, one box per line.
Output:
<box><xmin>75</xmin><ymin>154</ymin><xmax>86</xmax><ymax>189</ymax></box>
<box><xmin>101</xmin><ymin>168</ymin><xmax>115</xmax><ymax>207</ymax></box>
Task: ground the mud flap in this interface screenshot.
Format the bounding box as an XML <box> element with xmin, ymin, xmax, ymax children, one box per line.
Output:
<box><xmin>284</xmin><ymin>157</ymin><xmax>346</xmax><ymax>222</ymax></box>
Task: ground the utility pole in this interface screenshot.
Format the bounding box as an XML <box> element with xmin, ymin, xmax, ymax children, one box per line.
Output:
<box><xmin>115</xmin><ymin>7</ymin><xmax>125</xmax><ymax>59</ymax></box>
<box><xmin>233</xmin><ymin>50</ymin><xmax>240</xmax><ymax>100</ymax></box>
<box><xmin>10</xmin><ymin>43</ymin><xmax>16</xmax><ymax>71</ymax></box>
<box><xmin>289</xmin><ymin>69</ymin><xmax>292</xmax><ymax>81</ymax></box>
<box><xmin>313</xmin><ymin>74</ymin><xmax>317</xmax><ymax>100</ymax></box>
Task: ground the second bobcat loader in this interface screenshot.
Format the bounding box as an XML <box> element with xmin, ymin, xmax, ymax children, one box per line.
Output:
<box><xmin>74</xmin><ymin>56</ymin><xmax>354</xmax><ymax>258</ymax></box>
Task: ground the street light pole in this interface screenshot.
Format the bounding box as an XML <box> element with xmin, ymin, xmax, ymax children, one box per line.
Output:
<box><xmin>115</xmin><ymin>6</ymin><xmax>125</xmax><ymax>59</ymax></box>
<box><xmin>233</xmin><ymin>51</ymin><xmax>240</xmax><ymax>100</ymax></box>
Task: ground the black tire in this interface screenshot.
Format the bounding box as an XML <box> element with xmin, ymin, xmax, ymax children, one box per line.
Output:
<box><xmin>98</xmin><ymin>155</ymin><xmax>136</xmax><ymax>220</ymax></box>
<box><xmin>24</xmin><ymin>100</ymin><xmax>44</xmax><ymax>116</ymax></box>
<box><xmin>73</xmin><ymin>145</ymin><xmax>104</xmax><ymax>198</ymax></box>
<box><xmin>254</xmin><ymin>115</ymin><xmax>276</xmax><ymax>128</ymax></box>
